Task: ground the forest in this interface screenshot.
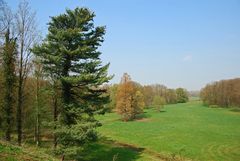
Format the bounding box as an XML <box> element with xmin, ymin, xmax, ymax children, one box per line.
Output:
<box><xmin>200</xmin><ymin>78</ymin><xmax>240</xmax><ymax>108</ymax></box>
<box><xmin>0</xmin><ymin>1</ymin><xmax>240</xmax><ymax>161</ymax></box>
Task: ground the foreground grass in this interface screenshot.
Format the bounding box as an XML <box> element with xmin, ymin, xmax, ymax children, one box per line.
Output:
<box><xmin>1</xmin><ymin>101</ymin><xmax>239</xmax><ymax>161</ymax></box>
<box><xmin>0</xmin><ymin>138</ymin><xmax>168</xmax><ymax>161</ymax></box>
<box><xmin>97</xmin><ymin>101</ymin><xmax>240</xmax><ymax>161</ymax></box>
<box><xmin>0</xmin><ymin>140</ymin><xmax>58</xmax><ymax>161</ymax></box>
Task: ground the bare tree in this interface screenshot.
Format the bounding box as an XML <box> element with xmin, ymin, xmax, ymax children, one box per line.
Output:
<box><xmin>0</xmin><ymin>0</ymin><xmax>10</xmax><ymax>35</ymax></box>
<box><xmin>200</xmin><ymin>78</ymin><xmax>240</xmax><ymax>108</ymax></box>
<box><xmin>15</xmin><ymin>0</ymin><xmax>39</xmax><ymax>145</ymax></box>
<box><xmin>0</xmin><ymin>0</ymin><xmax>13</xmax><ymax>50</ymax></box>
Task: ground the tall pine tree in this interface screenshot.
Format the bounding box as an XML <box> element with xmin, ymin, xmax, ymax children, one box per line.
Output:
<box><xmin>2</xmin><ymin>28</ymin><xmax>17</xmax><ymax>141</ymax></box>
<box><xmin>32</xmin><ymin>8</ymin><xmax>111</xmax><ymax>159</ymax></box>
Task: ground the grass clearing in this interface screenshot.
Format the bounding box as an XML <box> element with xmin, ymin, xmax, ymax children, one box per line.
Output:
<box><xmin>97</xmin><ymin>101</ymin><xmax>240</xmax><ymax>161</ymax></box>
<box><xmin>1</xmin><ymin>101</ymin><xmax>239</xmax><ymax>161</ymax></box>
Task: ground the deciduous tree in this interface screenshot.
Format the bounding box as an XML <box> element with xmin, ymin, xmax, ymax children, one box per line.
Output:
<box><xmin>116</xmin><ymin>73</ymin><xmax>144</xmax><ymax>121</ymax></box>
<box><xmin>200</xmin><ymin>78</ymin><xmax>240</xmax><ymax>108</ymax></box>
<box><xmin>15</xmin><ymin>0</ymin><xmax>39</xmax><ymax>145</ymax></box>
<box><xmin>152</xmin><ymin>95</ymin><xmax>165</xmax><ymax>112</ymax></box>
<box><xmin>176</xmin><ymin>88</ymin><xmax>189</xmax><ymax>103</ymax></box>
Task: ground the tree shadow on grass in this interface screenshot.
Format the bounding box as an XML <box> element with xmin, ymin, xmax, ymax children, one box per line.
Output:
<box><xmin>159</xmin><ymin>110</ymin><xmax>166</xmax><ymax>113</ymax></box>
<box><xmin>230</xmin><ymin>108</ymin><xmax>240</xmax><ymax>112</ymax></box>
<box><xmin>79</xmin><ymin>137</ymin><xmax>144</xmax><ymax>161</ymax></box>
<box><xmin>135</xmin><ymin>112</ymin><xmax>151</xmax><ymax>120</ymax></box>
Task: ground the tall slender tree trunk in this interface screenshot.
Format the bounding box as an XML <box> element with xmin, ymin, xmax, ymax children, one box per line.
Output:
<box><xmin>36</xmin><ymin>109</ymin><xmax>40</xmax><ymax>146</ymax></box>
<box><xmin>35</xmin><ymin>74</ymin><xmax>40</xmax><ymax>146</ymax></box>
<box><xmin>5</xmin><ymin>109</ymin><xmax>11</xmax><ymax>141</ymax></box>
<box><xmin>53</xmin><ymin>95</ymin><xmax>58</xmax><ymax>149</ymax></box>
<box><xmin>17</xmin><ymin>35</ymin><xmax>24</xmax><ymax>146</ymax></box>
<box><xmin>62</xmin><ymin>56</ymin><xmax>71</xmax><ymax>124</ymax></box>
<box><xmin>52</xmin><ymin>82</ymin><xmax>58</xmax><ymax>149</ymax></box>
<box><xmin>17</xmin><ymin>78</ymin><xmax>23</xmax><ymax>145</ymax></box>
<box><xmin>4</xmin><ymin>75</ymin><xmax>13</xmax><ymax>141</ymax></box>
<box><xmin>15</xmin><ymin>0</ymin><xmax>38</xmax><ymax>146</ymax></box>
<box><xmin>61</xmin><ymin>155</ymin><xmax>65</xmax><ymax>161</ymax></box>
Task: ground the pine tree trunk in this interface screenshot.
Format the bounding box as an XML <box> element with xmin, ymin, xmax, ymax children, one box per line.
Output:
<box><xmin>34</xmin><ymin>123</ymin><xmax>36</xmax><ymax>142</ymax></box>
<box><xmin>53</xmin><ymin>88</ymin><xmax>58</xmax><ymax>149</ymax></box>
<box><xmin>61</xmin><ymin>155</ymin><xmax>65</xmax><ymax>161</ymax></box>
<box><xmin>36</xmin><ymin>113</ymin><xmax>39</xmax><ymax>146</ymax></box>
<box><xmin>4</xmin><ymin>93</ymin><xmax>12</xmax><ymax>141</ymax></box>
<box><xmin>36</xmin><ymin>75</ymin><xmax>40</xmax><ymax>146</ymax></box>
<box><xmin>17</xmin><ymin>37</ymin><xmax>24</xmax><ymax>146</ymax></box>
<box><xmin>17</xmin><ymin>81</ymin><xmax>23</xmax><ymax>146</ymax></box>
<box><xmin>53</xmin><ymin>105</ymin><xmax>57</xmax><ymax>148</ymax></box>
<box><xmin>62</xmin><ymin>56</ymin><xmax>71</xmax><ymax>124</ymax></box>
<box><xmin>5</xmin><ymin>97</ymin><xmax>11</xmax><ymax>141</ymax></box>
<box><xmin>5</xmin><ymin>119</ymin><xmax>11</xmax><ymax>141</ymax></box>
<box><xmin>4</xmin><ymin>68</ymin><xmax>12</xmax><ymax>142</ymax></box>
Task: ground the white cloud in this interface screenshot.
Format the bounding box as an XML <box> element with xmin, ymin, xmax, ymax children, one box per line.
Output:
<box><xmin>183</xmin><ymin>55</ymin><xmax>192</xmax><ymax>62</ymax></box>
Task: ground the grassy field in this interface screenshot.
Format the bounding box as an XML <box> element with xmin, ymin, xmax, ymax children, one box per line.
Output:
<box><xmin>97</xmin><ymin>101</ymin><xmax>240</xmax><ymax>161</ymax></box>
<box><xmin>1</xmin><ymin>101</ymin><xmax>239</xmax><ymax>161</ymax></box>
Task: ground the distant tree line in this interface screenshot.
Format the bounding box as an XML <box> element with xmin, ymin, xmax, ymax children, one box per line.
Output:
<box><xmin>200</xmin><ymin>78</ymin><xmax>240</xmax><ymax>108</ymax></box>
<box><xmin>106</xmin><ymin>73</ymin><xmax>189</xmax><ymax>120</ymax></box>
<box><xmin>188</xmin><ymin>90</ymin><xmax>200</xmax><ymax>98</ymax></box>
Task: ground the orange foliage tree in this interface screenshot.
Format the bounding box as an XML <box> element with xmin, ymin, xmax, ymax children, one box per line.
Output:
<box><xmin>116</xmin><ymin>73</ymin><xmax>144</xmax><ymax>121</ymax></box>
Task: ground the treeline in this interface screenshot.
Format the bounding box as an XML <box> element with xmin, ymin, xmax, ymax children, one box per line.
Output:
<box><xmin>0</xmin><ymin>1</ymin><xmax>111</xmax><ymax>160</ymax></box>
<box><xmin>0</xmin><ymin>0</ymin><xmax>40</xmax><ymax>145</ymax></box>
<box><xmin>200</xmin><ymin>78</ymin><xmax>240</xmax><ymax>108</ymax></box>
<box><xmin>0</xmin><ymin>75</ymin><xmax>53</xmax><ymax>142</ymax></box>
<box><xmin>106</xmin><ymin>73</ymin><xmax>189</xmax><ymax>115</ymax></box>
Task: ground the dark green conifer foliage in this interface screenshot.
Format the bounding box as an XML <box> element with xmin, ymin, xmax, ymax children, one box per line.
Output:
<box><xmin>2</xmin><ymin>28</ymin><xmax>17</xmax><ymax>141</ymax></box>
<box><xmin>32</xmin><ymin>8</ymin><xmax>112</xmax><ymax>157</ymax></box>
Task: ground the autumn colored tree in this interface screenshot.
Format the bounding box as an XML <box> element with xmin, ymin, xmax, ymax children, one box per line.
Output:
<box><xmin>116</xmin><ymin>73</ymin><xmax>144</xmax><ymax>121</ymax></box>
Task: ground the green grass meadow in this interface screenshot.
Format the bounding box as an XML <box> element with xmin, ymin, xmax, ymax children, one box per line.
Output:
<box><xmin>96</xmin><ymin>101</ymin><xmax>240</xmax><ymax>161</ymax></box>
<box><xmin>1</xmin><ymin>101</ymin><xmax>240</xmax><ymax>161</ymax></box>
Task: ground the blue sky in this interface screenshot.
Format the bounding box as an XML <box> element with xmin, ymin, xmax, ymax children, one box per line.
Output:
<box><xmin>7</xmin><ymin>0</ymin><xmax>240</xmax><ymax>90</ymax></box>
